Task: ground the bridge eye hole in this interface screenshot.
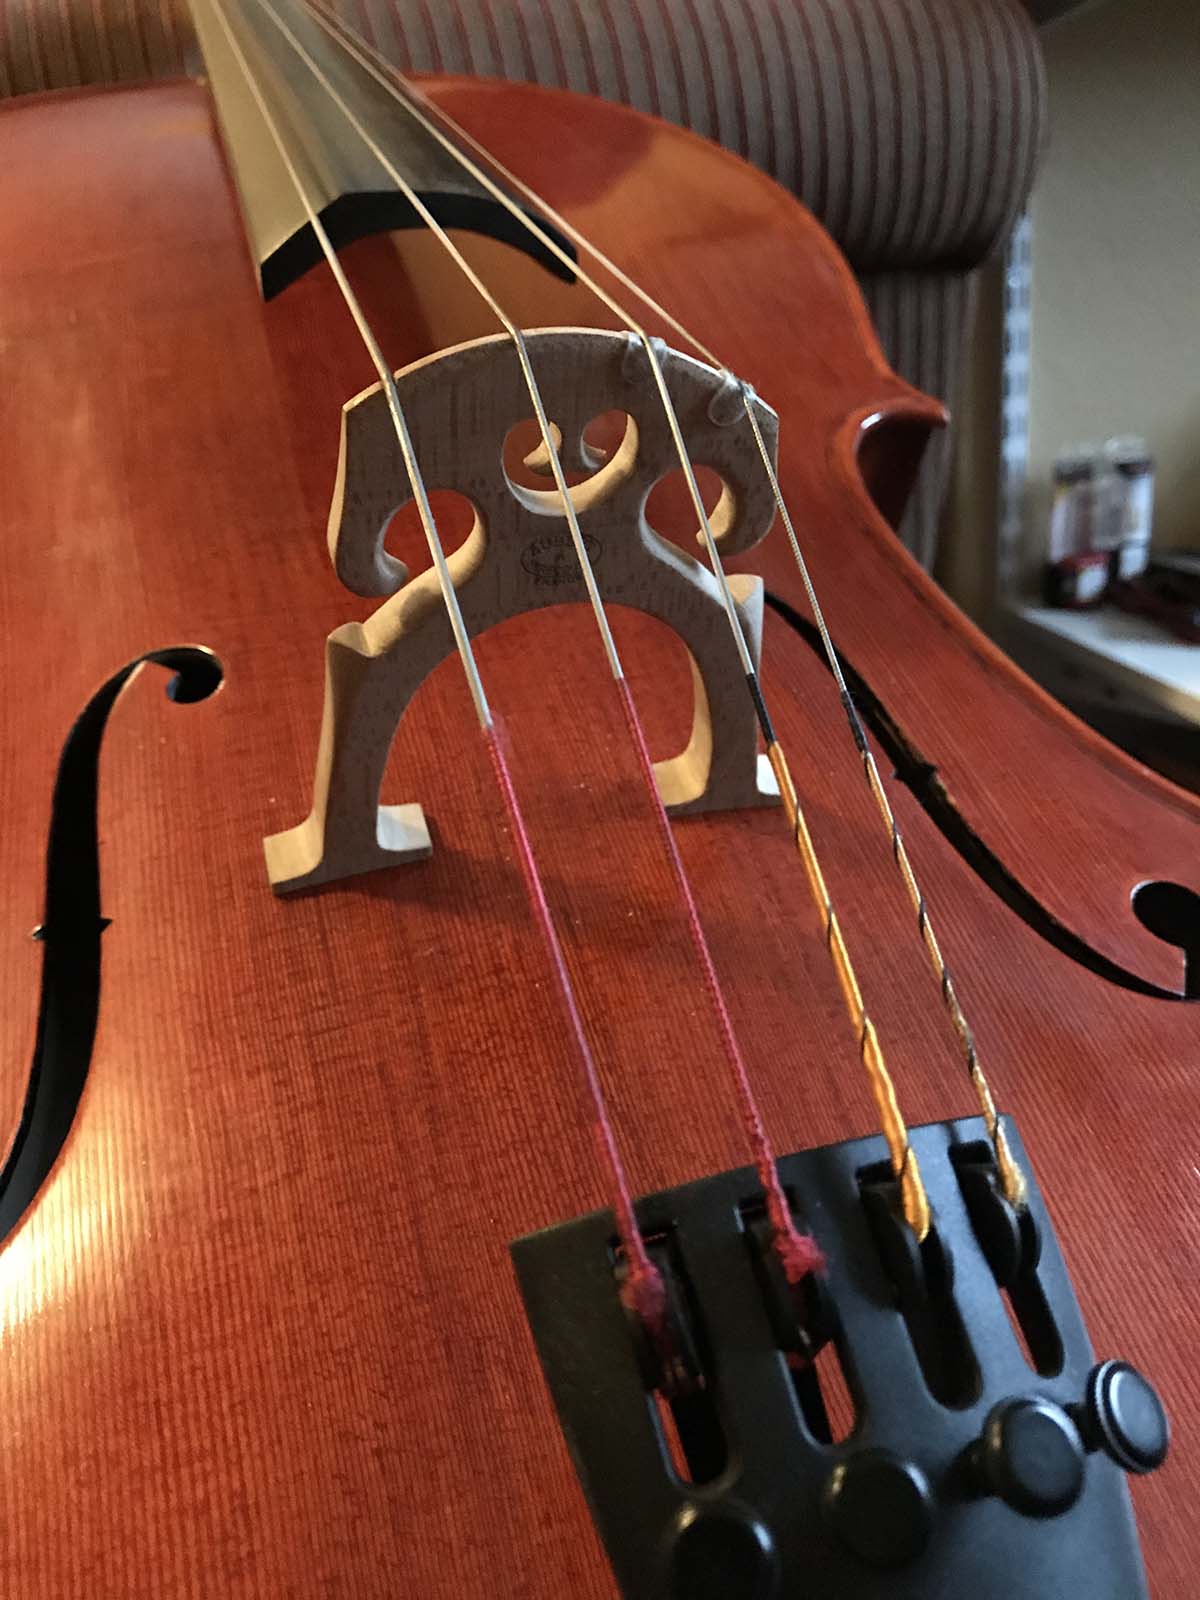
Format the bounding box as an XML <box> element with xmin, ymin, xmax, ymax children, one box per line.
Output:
<box><xmin>383</xmin><ymin>489</ymin><xmax>481</xmax><ymax>573</ymax></box>
<box><xmin>580</xmin><ymin>410</ymin><xmax>632</xmax><ymax>472</ymax></box>
<box><xmin>502</xmin><ymin>412</ymin><xmax>638</xmax><ymax>515</ymax></box>
<box><xmin>645</xmin><ymin>464</ymin><xmax>734</xmax><ymax>554</ymax></box>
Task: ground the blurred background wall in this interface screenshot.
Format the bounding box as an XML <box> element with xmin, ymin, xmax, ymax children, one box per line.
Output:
<box><xmin>941</xmin><ymin>0</ymin><xmax>1200</xmax><ymax>619</ymax></box>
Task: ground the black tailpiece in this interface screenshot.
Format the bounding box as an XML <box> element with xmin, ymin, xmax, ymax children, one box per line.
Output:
<box><xmin>512</xmin><ymin>1117</ymin><xmax>1167</xmax><ymax>1599</ymax></box>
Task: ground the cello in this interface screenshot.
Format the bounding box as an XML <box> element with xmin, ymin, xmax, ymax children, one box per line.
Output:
<box><xmin>0</xmin><ymin>2</ymin><xmax>1193</xmax><ymax>1594</ymax></box>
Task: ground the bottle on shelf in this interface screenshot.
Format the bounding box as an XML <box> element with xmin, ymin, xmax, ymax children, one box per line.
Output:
<box><xmin>1044</xmin><ymin>445</ymin><xmax>1109</xmax><ymax>608</ymax></box>
<box><xmin>1105</xmin><ymin>436</ymin><xmax>1155</xmax><ymax>582</ymax></box>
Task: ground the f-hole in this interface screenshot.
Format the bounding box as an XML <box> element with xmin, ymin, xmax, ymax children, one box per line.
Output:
<box><xmin>764</xmin><ymin>588</ymin><xmax>1200</xmax><ymax>1005</ymax></box>
<box><xmin>1131</xmin><ymin>880</ymin><xmax>1200</xmax><ymax>996</ymax></box>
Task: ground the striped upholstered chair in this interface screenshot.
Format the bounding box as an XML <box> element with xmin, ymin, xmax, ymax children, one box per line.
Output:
<box><xmin>0</xmin><ymin>0</ymin><xmax>1045</xmax><ymax>569</ymax></box>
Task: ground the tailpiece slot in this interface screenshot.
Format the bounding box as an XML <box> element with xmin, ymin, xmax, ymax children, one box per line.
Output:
<box><xmin>616</xmin><ymin>1229</ymin><xmax>729</xmax><ymax>1487</ymax></box>
<box><xmin>858</xmin><ymin>1161</ymin><xmax>980</xmax><ymax>1409</ymax></box>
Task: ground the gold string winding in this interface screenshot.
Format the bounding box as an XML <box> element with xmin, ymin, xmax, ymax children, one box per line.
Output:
<box><xmin>859</xmin><ymin>756</ymin><xmax>1026</xmax><ymax>1208</ymax></box>
<box><xmin>767</xmin><ymin>743</ymin><xmax>930</xmax><ymax>1239</ymax></box>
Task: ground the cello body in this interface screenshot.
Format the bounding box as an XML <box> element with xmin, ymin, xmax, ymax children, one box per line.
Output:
<box><xmin>0</xmin><ymin>73</ymin><xmax>1194</xmax><ymax>1595</ymax></box>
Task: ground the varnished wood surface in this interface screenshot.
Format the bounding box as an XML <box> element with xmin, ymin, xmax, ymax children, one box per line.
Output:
<box><xmin>0</xmin><ymin>77</ymin><xmax>1196</xmax><ymax>1595</ymax></box>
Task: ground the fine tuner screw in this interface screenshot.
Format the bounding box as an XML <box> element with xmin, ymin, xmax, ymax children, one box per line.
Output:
<box><xmin>1075</xmin><ymin>1359</ymin><xmax>1170</xmax><ymax>1476</ymax></box>
<box><xmin>970</xmin><ymin>1360</ymin><xmax>1169</xmax><ymax>1518</ymax></box>
<box><xmin>971</xmin><ymin>1396</ymin><xmax>1086</xmax><ymax>1517</ymax></box>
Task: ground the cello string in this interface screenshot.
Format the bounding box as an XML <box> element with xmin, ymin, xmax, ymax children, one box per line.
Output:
<box><xmin>248</xmin><ymin>0</ymin><xmax>821</xmax><ymax>1284</ymax></box>
<box><xmin>207</xmin><ymin>0</ymin><xmax>671</xmax><ymax>1333</ymax></box>
<box><xmin>342</xmin><ymin>35</ymin><xmax>1027</xmax><ymax>1213</ymax></box>
<box><xmin>296</xmin><ymin>0</ymin><xmax>935</xmax><ymax>1240</ymax></box>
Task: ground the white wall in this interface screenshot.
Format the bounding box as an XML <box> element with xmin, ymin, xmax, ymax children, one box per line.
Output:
<box><xmin>1025</xmin><ymin>0</ymin><xmax>1200</xmax><ymax>567</ymax></box>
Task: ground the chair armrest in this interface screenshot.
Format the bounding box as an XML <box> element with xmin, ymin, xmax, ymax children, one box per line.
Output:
<box><xmin>2</xmin><ymin>0</ymin><xmax>1046</xmax><ymax>279</ymax></box>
